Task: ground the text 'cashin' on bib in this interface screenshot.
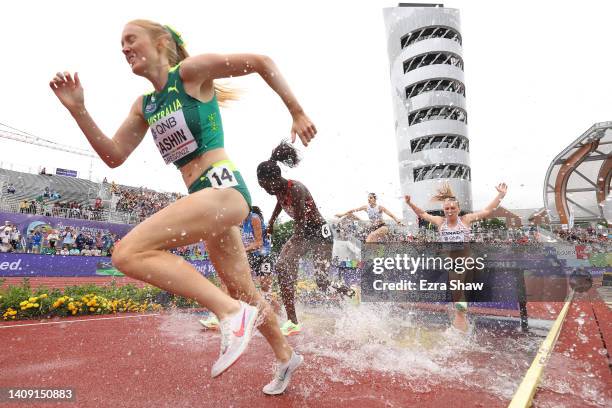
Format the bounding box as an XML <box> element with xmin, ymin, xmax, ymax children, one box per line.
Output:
<box><xmin>151</xmin><ymin>109</ymin><xmax>197</xmax><ymax>164</ymax></box>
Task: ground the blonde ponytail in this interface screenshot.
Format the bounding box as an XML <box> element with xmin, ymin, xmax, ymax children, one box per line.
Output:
<box><xmin>128</xmin><ymin>19</ymin><xmax>240</xmax><ymax>106</ymax></box>
<box><xmin>432</xmin><ymin>183</ymin><xmax>458</xmax><ymax>203</ymax></box>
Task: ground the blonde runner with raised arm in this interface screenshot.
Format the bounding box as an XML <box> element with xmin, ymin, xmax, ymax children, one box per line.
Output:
<box><xmin>405</xmin><ymin>183</ymin><xmax>508</xmax><ymax>331</ymax></box>
<box><xmin>49</xmin><ymin>20</ymin><xmax>315</xmax><ymax>394</ymax></box>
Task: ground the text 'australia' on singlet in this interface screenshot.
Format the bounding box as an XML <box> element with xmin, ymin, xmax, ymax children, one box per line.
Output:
<box><xmin>142</xmin><ymin>63</ymin><xmax>225</xmax><ymax>168</ymax></box>
<box><xmin>438</xmin><ymin>218</ymin><xmax>471</xmax><ymax>242</ymax></box>
<box><xmin>241</xmin><ymin>212</ymin><xmax>271</xmax><ymax>256</ymax></box>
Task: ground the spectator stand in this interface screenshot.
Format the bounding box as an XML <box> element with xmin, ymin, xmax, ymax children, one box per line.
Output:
<box><xmin>0</xmin><ymin>167</ymin><xmax>182</xmax><ymax>225</ymax></box>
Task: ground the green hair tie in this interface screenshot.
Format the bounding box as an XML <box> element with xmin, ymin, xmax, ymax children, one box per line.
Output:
<box><xmin>163</xmin><ymin>24</ymin><xmax>184</xmax><ymax>47</ymax></box>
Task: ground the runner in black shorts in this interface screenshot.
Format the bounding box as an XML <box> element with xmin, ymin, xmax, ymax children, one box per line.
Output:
<box><xmin>257</xmin><ymin>141</ymin><xmax>353</xmax><ymax>336</ymax></box>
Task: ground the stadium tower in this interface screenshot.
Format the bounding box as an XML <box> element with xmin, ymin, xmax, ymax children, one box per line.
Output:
<box><xmin>383</xmin><ymin>3</ymin><xmax>473</xmax><ymax>227</ymax></box>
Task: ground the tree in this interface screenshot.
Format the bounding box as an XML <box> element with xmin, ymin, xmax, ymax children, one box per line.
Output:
<box><xmin>473</xmin><ymin>218</ymin><xmax>506</xmax><ymax>230</ymax></box>
<box><xmin>271</xmin><ymin>220</ymin><xmax>294</xmax><ymax>255</ymax></box>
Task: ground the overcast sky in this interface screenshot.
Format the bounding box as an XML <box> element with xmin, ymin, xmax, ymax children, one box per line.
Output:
<box><xmin>2</xmin><ymin>0</ymin><xmax>611</xmax><ymax>222</ymax></box>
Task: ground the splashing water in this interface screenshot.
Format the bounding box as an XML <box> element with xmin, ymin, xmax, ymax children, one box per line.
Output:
<box><xmin>157</xmin><ymin>310</ymin><xmax>216</xmax><ymax>348</ymax></box>
<box><xmin>291</xmin><ymin>301</ymin><xmax>542</xmax><ymax>400</ymax></box>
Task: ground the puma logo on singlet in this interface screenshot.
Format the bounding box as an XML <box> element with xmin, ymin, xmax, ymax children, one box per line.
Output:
<box><xmin>168</xmin><ymin>80</ymin><xmax>179</xmax><ymax>94</ymax></box>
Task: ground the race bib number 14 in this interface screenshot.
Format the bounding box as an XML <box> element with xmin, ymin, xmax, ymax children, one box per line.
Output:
<box><xmin>206</xmin><ymin>165</ymin><xmax>239</xmax><ymax>189</ymax></box>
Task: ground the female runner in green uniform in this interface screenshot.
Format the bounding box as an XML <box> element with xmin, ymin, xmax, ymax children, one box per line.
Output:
<box><xmin>49</xmin><ymin>20</ymin><xmax>310</xmax><ymax>394</ymax></box>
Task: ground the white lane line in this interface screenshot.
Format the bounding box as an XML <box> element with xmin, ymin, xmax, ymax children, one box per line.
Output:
<box><xmin>0</xmin><ymin>313</ymin><xmax>161</xmax><ymax>329</ymax></box>
<box><xmin>508</xmin><ymin>292</ymin><xmax>574</xmax><ymax>408</ymax></box>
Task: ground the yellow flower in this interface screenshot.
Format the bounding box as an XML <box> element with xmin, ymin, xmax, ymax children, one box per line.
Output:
<box><xmin>32</xmin><ymin>303</ymin><xmax>39</xmax><ymax>308</ymax></box>
<box><xmin>39</xmin><ymin>294</ymin><xmax>48</xmax><ymax>299</ymax></box>
<box><xmin>89</xmin><ymin>307</ymin><xmax>95</xmax><ymax>312</ymax></box>
<box><xmin>29</xmin><ymin>297</ymin><xmax>38</xmax><ymax>302</ymax></box>
<box><xmin>20</xmin><ymin>300</ymin><xmax>28</xmax><ymax>307</ymax></box>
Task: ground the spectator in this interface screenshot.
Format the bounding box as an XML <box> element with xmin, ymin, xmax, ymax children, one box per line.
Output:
<box><xmin>19</xmin><ymin>200</ymin><xmax>28</xmax><ymax>213</ymax></box>
<box><xmin>31</xmin><ymin>230</ymin><xmax>42</xmax><ymax>254</ymax></box>
<box><xmin>69</xmin><ymin>245</ymin><xmax>80</xmax><ymax>256</ymax></box>
<box><xmin>25</xmin><ymin>232</ymin><xmax>33</xmax><ymax>253</ymax></box>
<box><xmin>61</xmin><ymin>227</ymin><xmax>75</xmax><ymax>247</ymax></box>
<box><xmin>1</xmin><ymin>222</ymin><xmax>12</xmax><ymax>253</ymax></box>
<box><xmin>47</xmin><ymin>230</ymin><xmax>59</xmax><ymax>250</ymax></box>
<box><xmin>43</xmin><ymin>187</ymin><xmax>50</xmax><ymax>198</ymax></box>
<box><xmin>95</xmin><ymin>232</ymin><xmax>104</xmax><ymax>251</ymax></box>
<box><xmin>43</xmin><ymin>201</ymin><xmax>52</xmax><ymax>217</ymax></box>
<box><xmin>84</xmin><ymin>232</ymin><xmax>95</xmax><ymax>249</ymax></box>
<box><xmin>6</xmin><ymin>183</ymin><xmax>15</xmax><ymax>194</ymax></box>
<box><xmin>102</xmin><ymin>233</ymin><xmax>113</xmax><ymax>254</ymax></box>
<box><xmin>81</xmin><ymin>245</ymin><xmax>92</xmax><ymax>256</ymax></box>
<box><xmin>59</xmin><ymin>245</ymin><xmax>70</xmax><ymax>256</ymax></box>
<box><xmin>107</xmin><ymin>234</ymin><xmax>118</xmax><ymax>256</ymax></box>
<box><xmin>52</xmin><ymin>202</ymin><xmax>61</xmax><ymax>217</ymax></box>
<box><xmin>40</xmin><ymin>167</ymin><xmax>47</xmax><ymax>175</ymax></box>
<box><xmin>10</xmin><ymin>226</ymin><xmax>21</xmax><ymax>252</ymax></box>
<box><xmin>75</xmin><ymin>231</ymin><xmax>86</xmax><ymax>251</ymax></box>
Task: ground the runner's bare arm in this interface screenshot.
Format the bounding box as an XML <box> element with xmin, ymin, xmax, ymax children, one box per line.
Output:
<box><xmin>76</xmin><ymin>98</ymin><xmax>148</xmax><ymax>168</ymax></box>
<box><xmin>380</xmin><ymin>206</ymin><xmax>403</xmax><ymax>225</ymax></box>
<box><xmin>49</xmin><ymin>71</ymin><xmax>148</xmax><ymax>168</ymax></box>
<box><xmin>463</xmin><ymin>183</ymin><xmax>507</xmax><ymax>224</ymax></box>
<box><xmin>180</xmin><ymin>54</ymin><xmax>315</xmax><ymax>145</ymax></box>
<box><xmin>245</xmin><ymin>216</ymin><xmax>264</xmax><ymax>252</ymax></box>
<box><xmin>335</xmin><ymin>206</ymin><xmax>367</xmax><ymax>218</ymax></box>
<box><xmin>404</xmin><ymin>196</ymin><xmax>443</xmax><ymax>226</ymax></box>
<box><xmin>267</xmin><ymin>201</ymin><xmax>283</xmax><ymax>235</ymax></box>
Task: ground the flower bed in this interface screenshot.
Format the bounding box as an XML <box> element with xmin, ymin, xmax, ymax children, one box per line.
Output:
<box><xmin>0</xmin><ymin>278</ymin><xmax>200</xmax><ymax>321</ymax></box>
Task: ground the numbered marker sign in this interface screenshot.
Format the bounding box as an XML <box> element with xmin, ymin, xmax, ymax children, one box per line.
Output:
<box><xmin>207</xmin><ymin>165</ymin><xmax>238</xmax><ymax>189</ymax></box>
<box><xmin>261</xmin><ymin>262</ymin><xmax>271</xmax><ymax>273</ymax></box>
<box><xmin>321</xmin><ymin>224</ymin><xmax>332</xmax><ymax>238</ymax></box>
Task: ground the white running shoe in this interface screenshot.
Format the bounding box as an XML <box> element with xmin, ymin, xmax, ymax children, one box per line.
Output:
<box><xmin>262</xmin><ymin>351</ymin><xmax>304</xmax><ymax>395</ymax></box>
<box><xmin>210</xmin><ymin>301</ymin><xmax>259</xmax><ymax>378</ymax></box>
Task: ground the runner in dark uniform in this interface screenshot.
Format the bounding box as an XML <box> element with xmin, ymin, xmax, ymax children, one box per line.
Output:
<box><xmin>257</xmin><ymin>141</ymin><xmax>353</xmax><ymax>336</ymax></box>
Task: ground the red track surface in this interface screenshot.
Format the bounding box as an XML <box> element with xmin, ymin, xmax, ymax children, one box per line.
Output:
<box><xmin>1</xmin><ymin>283</ymin><xmax>610</xmax><ymax>407</ymax></box>
<box><xmin>533</xmin><ymin>296</ymin><xmax>612</xmax><ymax>408</ymax></box>
<box><xmin>2</xmin><ymin>312</ymin><xmax>512</xmax><ymax>408</ymax></box>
